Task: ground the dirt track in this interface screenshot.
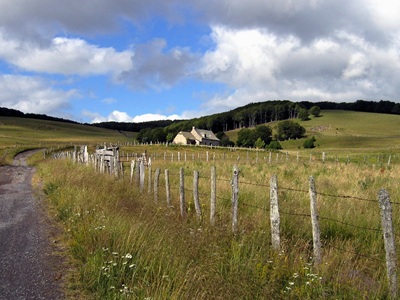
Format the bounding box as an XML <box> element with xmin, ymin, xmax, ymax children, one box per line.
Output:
<box><xmin>0</xmin><ymin>150</ymin><xmax>64</xmax><ymax>300</ymax></box>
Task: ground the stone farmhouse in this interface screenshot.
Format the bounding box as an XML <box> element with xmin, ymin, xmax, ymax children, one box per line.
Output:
<box><xmin>173</xmin><ymin>127</ymin><xmax>220</xmax><ymax>146</ymax></box>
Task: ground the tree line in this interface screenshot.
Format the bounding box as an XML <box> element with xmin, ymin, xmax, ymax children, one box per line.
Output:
<box><xmin>1</xmin><ymin>99</ymin><xmax>399</xmax><ymax>147</ymax></box>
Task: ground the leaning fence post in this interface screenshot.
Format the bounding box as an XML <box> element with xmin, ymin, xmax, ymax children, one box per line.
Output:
<box><xmin>378</xmin><ymin>189</ymin><xmax>398</xmax><ymax>299</ymax></box>
<box><xmin>154</xmin><ymin>168</ymin><xmax>161</xmax><ymax>203</ymax></box>
<box><xmin>270</xmin><ymin>174</ymin><xmax>280</xmax><ymax>251</ymax></box>
<box><xmin>165</xmin><ymin>169</ymin><xmax>171</xmax><ymax>207</ymax></box>
<box><xmin>193</xmin><ymin>170</ymin><xmax>202</xmax><ymax>220</ymax></box>
<box><xmin>232</xmin><ymin>165</ymin><xmax>239</xmax><ymax>234</ymax></box>
<box><xmin>180</xmin><ymin>167</ymin><xmax>186</xmax><ymax>218</ymax></box>
<box><xmin>309</xmin><ymin>176</ymin><xmax>322</xmax><ymax>266</ymax></box>
<box><xmin>210</xmin><ymin>165</ymin><xmax>216</xmax><ymax>225</ymax></box>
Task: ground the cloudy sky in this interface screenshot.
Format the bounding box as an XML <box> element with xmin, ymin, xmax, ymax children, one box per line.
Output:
<box><xmin>0</xmin><ymin>0</ymin><xmax>399</xmax><ymax>123</ymax></box>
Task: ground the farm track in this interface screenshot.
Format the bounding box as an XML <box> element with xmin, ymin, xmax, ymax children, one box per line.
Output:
<box><xmin>0</xmin><ymin>150</ymin><xmax>65</xmax><ymax>300</ymax></box>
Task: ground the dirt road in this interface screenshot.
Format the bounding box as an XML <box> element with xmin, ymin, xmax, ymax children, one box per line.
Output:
<box><xmin>0</xmin><ymin>150</ymin><xmax>64</xmax><ymax>300</ymax></box>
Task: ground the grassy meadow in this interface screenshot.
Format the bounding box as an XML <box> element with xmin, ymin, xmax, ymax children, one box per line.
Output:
<box><xmin>0</xmin><ymin>116</ymin><xmax>131</xmax><ymax>164</ymax></box>
<box><xmin>4</xmin><ymin>111</ymin><xmax>400</xmax><ymax>299</ymax></box>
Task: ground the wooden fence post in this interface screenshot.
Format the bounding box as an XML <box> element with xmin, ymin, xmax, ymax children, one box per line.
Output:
<box><xmin>378</xmin><ymin>189</ymin><xmax>398</xmax><ymax>299</ymax></box>
<box><xmin>135</xmin><ymin>160</ymin><xmax>140</xmax><ymax>184</ymax></box>
<box><xmin>154</xmin><ymin>168</ymin><xmax>160</xmax><ymax>203</ymax></box>
<box><xmin>180</xmin><ymin>167</ymin><xmax>186</xmax><ymax>218</ymax></box>
<box><xmin>193</xmin><ymin>170</ymin><xmax>202</xmax><ymax>219</ymax></box>
<box><xmin>139</xmin><ymin>160</ymin><xmax>145</xmax><ymax>190</ymax></box>
<box><xmin>165</xmin><ymin>169</ymin><xmax>171</xmax><ymax>207</ymax></box>
<box><xmin>210</xmin><ymin>166</ymin><xmax>216</xmax><ymax>225</ymax></box>
<box><xmin>232</xmin><ymin>165</ymin><xmax>239</xmax><ymax>234</ymax></box>
<box><xmin>130</xmin><ymin>160</ymin><xmax>135</xmax><ymax>182</ymax></box>
<box><xmin>270</xmin><ymin>174</ymin><xmax>280</xmax><ymax>251</ymax></box>
<box><xmin>148</xmin><ymin>166</ymin><xmax>152</xmax><ymax>193</ymax></box>
<box><xmin>309</xmin><ymin>176</ymin><xmax>322</xmax><ymax>266</ymax></box>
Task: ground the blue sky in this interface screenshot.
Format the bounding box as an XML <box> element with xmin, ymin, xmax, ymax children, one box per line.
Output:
<box><xmin>0</xmin><ymin>1</ymin><xmax>399</xmax><ymax>123</ymax></box>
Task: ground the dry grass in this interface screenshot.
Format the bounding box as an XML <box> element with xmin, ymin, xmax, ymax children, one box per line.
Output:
<box><xmin>36</xmin><ymin>144</ymin><xmax>400</xmax><ymax>299</ymax></box>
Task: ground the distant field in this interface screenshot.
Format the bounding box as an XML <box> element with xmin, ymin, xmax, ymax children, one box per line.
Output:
<box><xmin>0</xmin><ymin>117</ymin><xmax>131</xmax><ymax>147</ymax></box>
<box><xmin>226</xmin><ymin>110</ymin><xmax>400</xmax><ymax>154</ymax></box>
<box><xmin>0</xmin><ymin>116</ymin><xmax>133</xmax><ymax>164</ymax></box>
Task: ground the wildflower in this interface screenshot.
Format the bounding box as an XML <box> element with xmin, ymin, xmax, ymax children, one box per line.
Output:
<box><xmin>289</xmin><ymin>282</ymin><xmax>294</xmax><ymax>286</ymax></box>
<box><xmin>293</xmin><ymin>273</ymin><xmax>299</xmax><ymax>278</ymax></box>
<box><xmin>129</xmin><ymin>264</ymin><xmax>136</xmax><ymax>268</ymax></box>
<box><xmin>112</xmin><ymin>252</ymin><xmax>118</xmax><ymax>256</ymax></box>
<box><xmin>125</xmin><ymin>253</ymin><xmax>133</xmax><ymax>259</ymax></box>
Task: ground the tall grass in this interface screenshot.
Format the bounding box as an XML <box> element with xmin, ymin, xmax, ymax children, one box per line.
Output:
<box><xmin>37</xmin><ymin>146</ymin><xmax>400</xmax><ymax>299</ymax></box>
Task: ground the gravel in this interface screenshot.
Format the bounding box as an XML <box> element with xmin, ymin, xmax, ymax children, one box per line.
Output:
<box><xmin>0</xmin><ymin>150</ymin><xmax>65</xmax><ymax>300</ymax></box>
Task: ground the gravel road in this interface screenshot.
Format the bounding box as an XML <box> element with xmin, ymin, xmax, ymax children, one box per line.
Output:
<box><xmin>0</xmin><ymin>150</ymin><xmax>64</xmax><ymax>300</ymax></box>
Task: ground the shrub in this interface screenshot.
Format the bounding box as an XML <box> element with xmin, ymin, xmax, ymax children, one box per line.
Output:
<box><xmin>303</xmin><ymin>136</ymin><xmax>316</xmax><ymax>148</ymax></box>
<box><xmin>268</xmin><ymin>140</ymin><xmax>282</xmax><ymax>150</ymax></box>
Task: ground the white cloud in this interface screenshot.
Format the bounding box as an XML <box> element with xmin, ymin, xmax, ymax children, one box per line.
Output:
<box><xmin>132</xmin><ymin>113</ymin><xmax>182</xmax><ymax>122</ymax></box>
<box><xmin>102</xmin><ymin>98</ymin><xmax>117</xmax><ymax>104</ymax></box>
<box><xmin>85</xmin><ymin>110</ymin><xmax>184</xmax><ymax>123</ymax></box>
<box><xmin>0</xmin><ymin>74</ymin><xmax>77</xmax><ymax>115</ymax></box>
<box><xmin>342</xmin><ymin>53</ymin><xmax>369</xmax><ymax>79</ymax></box>
<box><xmin>196</xmin><ymin>24</ymin><xmax>400</xmax><ymax>112</ymax></box>
<box><xmin>0</xmin><ymin>35</ymin><xmax>133</xmax><ymax>76</ymax></box>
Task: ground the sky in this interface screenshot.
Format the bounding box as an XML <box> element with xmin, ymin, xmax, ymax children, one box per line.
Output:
<box><xmin>0</xmin><ymin>0</ymin><xmax>399</xmax><ymax>123</ymax></box>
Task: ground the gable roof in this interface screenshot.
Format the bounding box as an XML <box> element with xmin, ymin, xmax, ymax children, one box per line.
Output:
<box><xmin>178</xmin><ymin>131</ymin><xmax>196</xmax><ymax>140</ymax></box>
<box><xmin>191</xmin><ymin>127</ymin><xmax>220</xmax><ymax>141</ymax></box>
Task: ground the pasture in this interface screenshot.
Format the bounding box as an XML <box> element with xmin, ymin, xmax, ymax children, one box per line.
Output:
<box><xmin>4</xmin><ymin>110</ymin><xmax>400</xmax><ymax>299</ymax></box>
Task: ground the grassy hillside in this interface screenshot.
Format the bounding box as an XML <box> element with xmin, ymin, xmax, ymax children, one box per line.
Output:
<box><xmin>226</xmin><ymin>110</ymin><xmax>400</xmax><ymax>153</ymax></box>
<box><xmin>0</xmin><ymin>116</ymin><xmax>132</xmax><ymax>146</ymax></box>
<box><xmin>0</xmin><ymin>116</ymin><xmax>132</xmax><ymax>164</ymax></box>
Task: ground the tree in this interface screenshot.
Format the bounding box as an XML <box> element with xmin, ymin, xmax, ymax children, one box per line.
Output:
<box><xmin>255</xmin><ymin>125</ymin><xmax>272</xmax><ymax>145</ymax></box>
<box><xmin>309</xmin><ymin>106</ymin><xmax>321</xmax><ymax>117</ymax></box>
<box><xmin>236</xmin><ymin>128</ymin><xmax>256</xmax><ymax>147</ymax></box>
<box><xmin>298</xmin><ymin>108</ymin><xmax>310</xmax><ymax>121</ymax></box>
<box><xmin>254</xmin><ymin>137</ymin><xmax>266</xmax><ymax>149</ymax></box>
<box><xmin>276</xmin><ymin>120</ymin><xmax>306</xmax><ymax>140</ymax></box>
<box><xmin>166</xmin><ymin>132</ymin><xmax>175</xmax><ymax>143</ymax></box>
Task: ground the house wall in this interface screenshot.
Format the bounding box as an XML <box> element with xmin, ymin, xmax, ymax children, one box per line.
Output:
<box><xmin>200</xmin><ymin>139</ymin><xmax>220</xmax><ymax>146</ymax></box>
<box><xmin>173</xmin><ymin>133</ymin><xmax>188</xmax><ymax>145</ymax></box>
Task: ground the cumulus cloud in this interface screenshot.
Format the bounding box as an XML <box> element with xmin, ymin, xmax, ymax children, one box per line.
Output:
<box><xmin>197</xmin><ymin>24</ymin><xmax>400</xmax><ymax>112</ymax></box>
<box><xmin>0</xmin><ymin>34</ymin><xmax>133</xmax><ymax>76</ymax></box>
<box><xmin>84</xmin><ymin>110</ymin><xmax>184</xmax><ymax>123</ymax></box>
<box><xmin>0</xmin><ymin>75</ymin><xmax>77</xmax><ymax>115</ymax></box>
<box><xmin>118</xmin><ymin>38</ymin><xmax>197</xmax><ymax>90</ymax></box>
<box><xmin>1</xmin><ymin>0</ymin><xmax>400</xmax><ymax>121</ymax></box>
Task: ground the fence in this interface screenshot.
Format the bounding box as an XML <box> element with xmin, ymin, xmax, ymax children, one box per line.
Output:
<box><xmin>53</xmin><ymin>146</ymin><xmax>400</xmax><ymax>298</ymax></box>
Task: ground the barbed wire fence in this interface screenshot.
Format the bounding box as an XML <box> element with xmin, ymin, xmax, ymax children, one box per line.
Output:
<box><xmin>54</xmin><ymin>146</ymin><xmax>399</xmax><ymax>298</ymax></box>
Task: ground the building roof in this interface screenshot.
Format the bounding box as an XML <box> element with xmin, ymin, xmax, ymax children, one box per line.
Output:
<box><xmin>178</xmin><ymin>131</ymin><xmax>196</xmax><ymax>140</ymax></box>
<box><xmin>191</xmin><ymin>127</ymin><xmax>220</xmax><ymax>141</ymax></box>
